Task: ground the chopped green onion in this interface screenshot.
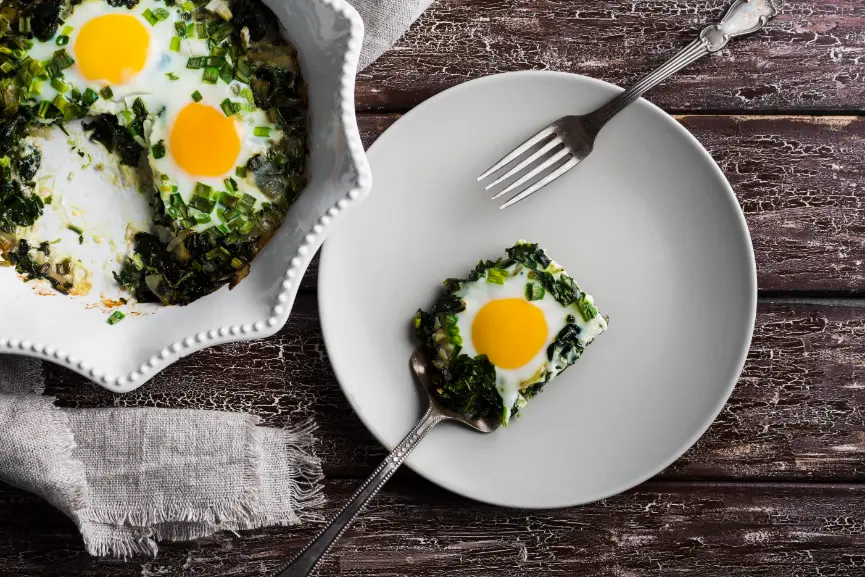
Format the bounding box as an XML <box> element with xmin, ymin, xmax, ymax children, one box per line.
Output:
<box><xmin>44</xmin><ymin>62</ymin><xmax>60</xmax><ymax>79</ymax></box>
<box><xmin>29</xmin><ymin>79</ymin><xmax>44</xmax><ymax>95</ymax></box>
<box><xmin>182</xmin><ymin>2</ymin><xmax>195</xmax><ymax>11</ymax></box>
<box><xmin>186</xmin><ymin>56</ymin><xmax>203</xmax><ymax>69</ymax></box>
<box><xmin>253</xmin><ymin>126</ymin><xmax>271</xmax><ymax>137</ymax></box>
<box><xmin>234</xmin><ymin>60</ymin><xmax>251</xmax><ymax>84</ymax></box>
<box><xmin>151</xmin><ymin>141</ymin><xmax>166</xmax><ymax>159</ymax></box>
<box><xmin>486</xmin><ymin>268</ymin><xmax>509</xmax><ymax>285</ymax></box>
<box><xmin>166</xmin><ymin>72</ymin><xmax>180</xmax><ymax>80</ymax></box>
<box><xmin>29</xmin><ymin>59</ymin><xmax>44</xmax><ymax>75</ymax></box>
<box><xmin>18</xmin><ymin>17</ymin><xmax>31</xmax><ymax>35</ymax></box>
<box><xmin>220</xmin><ymin>191</ymin><xmax>239</xmax><ymax>207</ymax></box>
<box><xmin>154</xmin><ymin>8</ymin><xmax>171</xmax><ymax>21</ymax></box>
<box><xmin>49</xmin><ymin>76</ymin><xmax>68</xmax><ymax>93</ymax></box>
<box><xmin>191</xmin><ymin>90</ymin><xmax>203</xmax><ymax>102</ymax></box>
<box><xmin>37</xmin><ymin>100</ymin><xmax>52</xmax><ymax>118</ymax></box>
<box><xmin>186</xmin><ymin>23</ymin><xmax>195</xmax><ymax>38</ymax></box>
<box><xmin>67</xmin><ymin>224</ymin><xmax>83</xmax><ymax>235</ymax></box>
<box><xmin>525</xmin><ymin>282</ymin><xmax>545</xmax><ymax>301</ymax></box>
<box><xmin>190</xmin><ymin>196</ymin><xmax>216</xmax><ymax>213</ymax></box>
<box><xmin>203</xmin><ymin>67</ymin><xmax>219</xmax><ymax>84</ymax></box>
<box><xmin>194</xmin><ymin>182</ymin><xmax>212</xmax><ymax>196</ymax></box>
<box><xmin>44</xmin><ymin>195</ymin><xmax>53</xmax><ymax>205</ymax></box>
<box><xmin>205</xmin><ymin>246</ymin><xmax>228</xmax><ymax>261</ymax></box>
<box><xmin>237</xmin><ymin>219</ymin><xmax>254</xmax><ymax>235</ymax></box>
<box><xmin>51</xmin><ymin>93</ymin><xmax>70</xmax><ymax>114</ymax></box>
<box><xmin>81</xmin><ymin>88</ymin><xmax>99</xmax><ymax>107</ymax></box>
<box><xmin>142</xmin><ymin>9</ymin><xmax>158</xmax><ymax>26</ymax></box>
<box><xmin>61</xmin><ymin>25</ymin><xmax>73</xmax><ymax>36</ymax></box>
<box><xmin>55</xmin><ymin>35</ymin><xmax>69</xmax><ymax>46</ymax></box>
<box><xmin>195</xmin><ymin>22</ymin><xmax>208</xmax><ymax>38</ymax></box>
<box><xmin>577</xmin><ymin>296</ymin><xmax>599</xmax><ymax>321</ymax></box>
<box><xmin>235</xmin><ymin>166</ymin><xmax>247</xmax><ymax>178</ymax></box>
<box><xmin>238</xmin><ymin>193</ymin><xmax>256</xmax><ymax>213</ymax></box>
<box><xmin>207</xmin><ymin>21</ymin><xmax>231</xmax><ymax>43</ymax></box>
<box><xmin>219</xmin><ymin>98</ymin><xmax>237</xmax><ymax>116</ymax></box>
<box><xmin>239</xmin><ymin>87</ymin><xmax>254</xmax><ymax>104</ymax></box>
<box><xmin>169</xmin><ymin>37</ymin><xmax>181</xmax><ymax>52</ymax></box>
<box><xmin>52</xmin><ymin>49</ymin><xmax>75</xmax><ymax>70</ymax></box>
<box><xmin>205</xmin><ymin>56</ymin><xmax>225</xmax><ymax>67</ymax></box>
<box><xmin>107</xmin><ymin>311</ymin><xmax>126</xmax><ymax>325</ymax></box>
<box><xmin>99</xmin><ymin>86</ymin><xmax>113</xmax><ymax>99</ymax></box>
<box><xmin>230</xmin><ymin>257</ymin><xmax>244</xmax><ymax>270</ymax></box>
<box><xmin>174</xmin><ymin>21</ymin><xmax>187</xmax><ymax>37</ymax></box>
<box><xmin>193</xmin><ymin>212</ymin><xmax>212</xmax><ymax>225</ymax></box>
<box><xmin>218</xmin><ymin>62</ymin><xmax>233</xmax><ymax>84</ymax></box>
<box><xmin>223</xmin><ymin>177</ymin><xmax>237</xmax><ymax>193</ymax></box>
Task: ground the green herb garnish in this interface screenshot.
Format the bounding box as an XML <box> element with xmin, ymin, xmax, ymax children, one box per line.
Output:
<box><xmin>107</xmin><ymin>311</ymin><xmax>126</xmax><ymax>325</ymax></box>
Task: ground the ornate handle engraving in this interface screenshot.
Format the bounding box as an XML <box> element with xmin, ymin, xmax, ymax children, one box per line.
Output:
<box><xmin>700</xmin><ymin>0</ymin><xmax>779</xmax><ymax>52</ymax></box>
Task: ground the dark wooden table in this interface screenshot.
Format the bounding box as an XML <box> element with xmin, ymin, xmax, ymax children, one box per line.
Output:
<box><xmin>4</xmin><ymin>1</ymin><xmax>865</xmax><ymax>575</ymax></box>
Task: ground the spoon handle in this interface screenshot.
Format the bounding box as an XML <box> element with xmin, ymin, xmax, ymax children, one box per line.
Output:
<box><xmin>275</xmin><ymin>407</ymin><xmax>447</xmax><ymax>577</ymax></box>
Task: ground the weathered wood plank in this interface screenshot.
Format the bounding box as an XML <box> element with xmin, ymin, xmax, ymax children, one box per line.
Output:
<box><xmin>43</xmin><ymin>298</ymin><xmax>865</xmax><ymax>482</ymax></box>
<box><xmin>357</xmin><ymin>0</ymin><xmax>865</xmax><ymax>114</ymax></box>
<box><xmin>310</xmin><ymin>114</ymin><xmax>865</xmax><ymax>294</ymax></box>
<box><xmin>2</xmin><ymin>479</ymin><xmax>865</xmax><ymax>576</ymax></box>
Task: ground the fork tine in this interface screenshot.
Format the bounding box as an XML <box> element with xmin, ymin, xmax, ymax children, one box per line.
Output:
<box><xmin>499</xmin><ymin>156</ymin><xmax>580</xmax><ymax>209</ymax></box>
<box><xmin>477</xmin><ymin>125</ymin><xmax>556</xmax><ymax>182</ymax></box>
<box><xmin>484</xmin><ymin>137</ymin><xmax>563</xmax><ymax>191</ymax></box>
<box><xmin>491</xmin><ymin>148</ymin><xmax>571</xmax><ymax>200</ymax></box>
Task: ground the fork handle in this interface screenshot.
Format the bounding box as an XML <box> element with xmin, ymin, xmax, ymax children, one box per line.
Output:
<box><xmin>274</xmin><ymin>407</ymin><xmax>447</xmax><ymax>577</ymax></box>
<box><xmin>590</xmin><ymin>0</ymin><xmax>778</xmax><ymax>128</ymax></box>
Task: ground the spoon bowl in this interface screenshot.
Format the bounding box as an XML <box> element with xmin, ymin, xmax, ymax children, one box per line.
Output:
<box><xmin>410</xmin><ymin>347</ymin><xmax>502</xmax><ymax>434</ymax></box>
<box><xmin>276</xmin><ymin>346</ymin><xmax>499</xmax><ymax>577</ymax></box>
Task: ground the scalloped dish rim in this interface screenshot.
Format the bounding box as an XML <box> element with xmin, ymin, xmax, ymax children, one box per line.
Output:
<box><xmin>0</xmin><ymin>0</ymin><xmax>372</xmax><ymax>393</ymax></box>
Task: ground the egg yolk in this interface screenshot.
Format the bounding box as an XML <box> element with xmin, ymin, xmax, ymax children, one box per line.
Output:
<box><xmin>74</xmin><ymin>14</ymin><xmax>150</xmax><ymax>84</ymax></box>
<box><xmin>471</xmin><ymin>298</ymin><xmax>548</xmax><ymax>369</ymax></box>
<box><xmin>169</xmin><ymin>103</ymin><xmax>241</xmax><ymax>177</ymax></box>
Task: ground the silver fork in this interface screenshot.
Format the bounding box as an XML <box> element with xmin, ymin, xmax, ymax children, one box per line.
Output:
<box><xmin>479</xmin><ymin>0</ymin><xmax>779</xmax><ymax>209</ymax></box>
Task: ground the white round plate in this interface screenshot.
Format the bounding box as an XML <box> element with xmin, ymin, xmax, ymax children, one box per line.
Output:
<box><xmin>319</xmin><ymin>71</ymin><xmax>756</xmax><ymax>509</ymax></box>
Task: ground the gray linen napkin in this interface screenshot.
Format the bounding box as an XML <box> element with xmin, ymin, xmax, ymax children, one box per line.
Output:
<box><xmin>0</xmin><ymin>355</ymin><xmax>325</xmax><ymax>558</ymax></box>
<box><xmin>351</xmin><ymin>0</ymin><xmax>434</xmax><ymax>70</ymax></box>
<box><xmin>0</xmin><ymin>0</ymin><xmax>433</xmax><ymax>557</ymax></box>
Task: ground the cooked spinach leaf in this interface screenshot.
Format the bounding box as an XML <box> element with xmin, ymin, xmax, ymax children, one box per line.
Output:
<box><xmin>82</xmin><ymin>113</ymin><xmax>145</xmax><ymax>167</ymax></box>
<box><xmin>2</xmin><ymin>238</ymin><xmax>72</xmax><ymax>293</ymax></box>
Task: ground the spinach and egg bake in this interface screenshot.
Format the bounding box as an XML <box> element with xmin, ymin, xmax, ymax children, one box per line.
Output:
<box><xmin>414</xmin><ymin>242</ymin><xmax>609</xmax><ymax>427</ymax></box>
<box><xmin>0</xmin><ymin>0</ymin><xmax>306</xmax><ymax>305</ymax></box>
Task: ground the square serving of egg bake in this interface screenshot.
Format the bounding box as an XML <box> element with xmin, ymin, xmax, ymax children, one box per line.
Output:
<box><xmin>414</xmin><ymin>241</ymin><xmax>609</xmax><ymax>427</ymax></box>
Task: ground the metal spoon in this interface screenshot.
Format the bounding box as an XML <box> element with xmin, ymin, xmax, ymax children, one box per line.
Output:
<box><xmin>274</xmin><ymin>347</ymin><xmax>500</xmax><ymax>577</ymax></box>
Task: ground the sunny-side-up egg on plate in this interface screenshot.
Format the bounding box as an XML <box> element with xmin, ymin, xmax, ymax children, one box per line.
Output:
<box><xmin>414</xmin><ymin>241</ymin><xmax>609</xmax><ymax>427</ymax></box>
<box><xmin>5</xmin><ymin>0</ymin><xmax>307</xmax><ymax>306</ymax></box>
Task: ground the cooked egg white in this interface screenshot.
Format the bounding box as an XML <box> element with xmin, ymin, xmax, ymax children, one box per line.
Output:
<box><xmin>28</xmin><ymin>0</ymin><xmax>179</xmax><ymax>106</ymax></box>
<box><xmin>453</xmin><ymin>262</ymin><xmax>608</xmax><ymax>420</ymax></box>
<box><xmin>28</xmin><ymin>0</ymin><xmax>283</xmax><ymax>228</ymax></box>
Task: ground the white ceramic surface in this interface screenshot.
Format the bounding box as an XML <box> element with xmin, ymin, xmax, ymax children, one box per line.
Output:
<box><xmin>319</xmin><ymin>71</ymin><xmax>757</xmax><ymax>509</ymax></box>
<box><xmin>0</xmin><ymin>0</ymin><xmax>371</xmax><ymax>392</ymax></box>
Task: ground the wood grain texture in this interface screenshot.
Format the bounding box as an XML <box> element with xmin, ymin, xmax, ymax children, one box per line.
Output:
<box><xmin>3</xmin><ymin>479</ymin><xmax>865</xmax><ymax>577</ymax></box>
<box><xmin>42</xmin><ymin>298</ymin><xmax>865</xmax><ymax>482</ymax></box>
<box><xmin>336</xmin><ymin>113</ymin><xmax>865</xmax><ymax>293</ymax></box>
<box><xmin>357</xmin><ymin>1</ymin><xmax>865</xmax><ymax>114</ymax></box>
